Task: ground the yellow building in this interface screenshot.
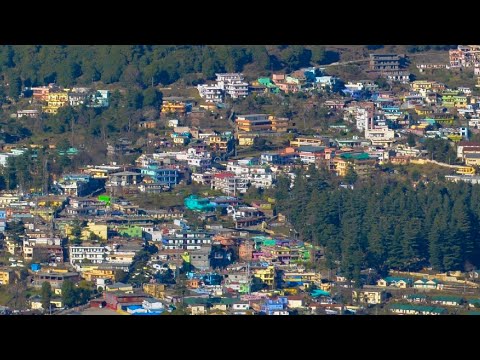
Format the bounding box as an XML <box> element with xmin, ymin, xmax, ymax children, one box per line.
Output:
<box><xmin>161</xmin><ymin>101</ymin><xmax>186</xmax><ymax>114</ymax></box>
<box><xmin>206</xmin><ymin>136</ymin><xmax>230</xmax><ymax>151</ymax></box>
<box><xmin>334</xmin><ymin>157</ymin><xmax>376</xmax><ymax>177</ymax></box>
<box><xmin>252</xmin><ymin>265</ymin><xmax>275</xmax><ymax>288</ymax></box>
<box><xmin>43</xmin><ymin>91</ymin><xmax>69</xmax><ymax>114</ymax></box>
<box><xmin>189</xmin><ymin>304</ymin><xmax>207</xmax><ymax>315</ymax></box>
<box><xmin>5</xmin><ymin>240</ymin><xmax>19</xmax><ymax>255</ymax></box>
<box><xmin>238</xmin><ymin>134</ymin><xmax>257</xmax><ymax>146</ymax></box>
<box><xmin>465</xmin><ymin>156</ymin><xmax>480</xmax><ymax>166</ymax></box>
<box><xmin>269</xmin><ymin>116</ymin><xmax>289</xmax><ymax>132</ymax></box>
<box><xmin>143</xmin><ymin>283</ymin><xmax>166</xmax><ymax>299</ymax></box>
<box><xmin>411</xmin><ymin>80</ymin><xmax>437</xmax><ymax>91</ymax></box>
<box><xmin>86</xmin><ymin>168</ymin><xmax>110</xmax><ymax>179</ymax></box>
<box><xmin>30</xmin><ymin>298</ymin><xmax>64</xmax><ymax>310</ymax></box>
<box><xmin>173</xmin><ymin>136</ymin><xmax>188</xmax><ymax>145</ymax></box>
<box><xmin>290</xmin><ymin>137</ymin><xmax>325</xmax><ymax>147</ymax></box>
<box><xmin>82</xmin><ymin>268</ymin><xmax>116</xmax><ymax>282</ymax></box>
<box><xmin>0</xmin><ymin>268</ymin><xmax>14</xmax><ymax>285</ymax></box>
<box><xmin>415</xmin><ymin>107</ymin><xmax>434</xmax><ymax>116</ymax></box>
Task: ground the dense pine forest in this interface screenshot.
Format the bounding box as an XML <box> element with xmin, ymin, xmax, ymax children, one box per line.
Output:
<box><xmin>0</xmin><ymin>45</ymin><xmax>341</xmax><ymax>88</ymax></box>
<box><xmin>274</xmin><ymin>167</ymin><xmax>480</xmax><ymax>282</ymax></box>
<box><xmin>0</xmin><ymin>45</ymin><xmax>456</xmax><ymax>89</ymax></box>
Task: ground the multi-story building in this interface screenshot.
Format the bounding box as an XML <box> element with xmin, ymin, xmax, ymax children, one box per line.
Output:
<box><xmin>31</xmin><ymin>86</ymin><xmax>50</xmax><ymax>101</ymax></box>
<box><xmin>369</xmin><ymin>54</ymin><xmax>401</xmax><ymax>71</ymax></box>
<box><xmin>365</xmin><ymin>126</ymin><xmax>395</xmax><ymax>147</ymax></box>
<box><xmin>140</xmin><ymin>166</ymin><xmax>179</xmax><ymax>188</ymax></box>
<box><xmin>187</xmin><ymin>156</ymin><xmax>211</xmax><ymax>170</ymax></box>
<box><xmin>191</xmin><ymin>172</ymin><xmax>215</xmax><ymax>185</ymax></box>
<box><xmin>352</xmin><ymin>289</ymin><xmax>386</xmax><ymax>305</ymax></box>
<box><xmin>216</xmin><ymin>73</ymin><xmax>245</xmax><ymax>83</ymax></box>
<box><xmin>449</xmin><ymin>45</ymin><xmax>480</xmax><ymax>68</ymax></box>
<box><xmin>442</xmin><ymin>91</ymin><xmax>468</xmax><ymax>108</ymax></box>
<box><xmin>87</xmin><ymin>90</ymin><xmax>109</xmax><ymax>108</ymax></box>
<box><xmin>161</xmin><ymin>231</ymin><xmax>213</xmax><ymax>250</ymax></box>
<box><xmin>211</xmin><ymin>172</ymin><xmax>249</xmax><ymax>195</ymax></box>
<box><xmin>235</xmin><ymin>114</ymin><xmax>271</xmax><ymax>132</ymax></box>
<box><xmin>252</xmin><ymin>265</ymin><xmax>275</xmax><ymax>288</ymax></box>
<box><xmin>206</xmin><ymin>135</ymin><xmax>233</xmax><ymax>152</ymax></box>
<box><xmin>224</xmin><ymin>82</ymin><xmax>249</xmax><ymax>98</ymax></box>
<box><xmin>106</xmin><ymin>171</ymin><xmax>142</xmax><ymax>187</ymax></box>
<box><xmin>69</xmin><ymin>245</ymin><xmax>107</xmax><ymax>265</ymax></box>
<box><xmin>161</xmin><ymin>101</ymin><xmax>187</xmax><ymax>114</ymax></box>
<box><xmin>43</xmin><ymin>91</ymin><xmax>69</xmax><ymax>114</ymax></box>
<box><xmin>55</xmin><ymin>174</ymin><xmax>100</xmax><ymax>197</ymax></box>
<box><xmin>290</xmin><ymin>136</ymin><xmax>329</xmax><ymax>147</ymax></box>
<box><xmin>215</xmin><ymin>73</ymin><xmax>249</xmax><ymax>98</ymax></box>
<box><xmin>81</xmin><ymin>268</ymin><xmax>116</xmax><ymax>282</ymax></box>
<box><xmin>197</xmin><ymin>84</ymin><xmax>224</xmax><ymax>103</ymax></box>
<box><xmin>69</xmin><ymin>89</ymin><xmax>90</xmax><ymax>107</ymax></box>
<box><xmin>23</xmin><ymin>238</ymin><xmax>64</xmax><ymax>263</ymax></box>
<box><xmin>32</xmin><ymin>271</ymin><xmax>80</xmax><ymax>289</ymax></box>
<box><xmin>270</xmin><ymin>117</ymin><xmax>289</xmax><ymax>132</ymax></box>
<box><xmin>17</xmin><ymin>110</ymin><xmax>40</xmax><ymax>119</ymax></box>
<box><xmin>0</xmin><ymin>268</ymin><xmax>14</xmax><ymax>285</ymax></box>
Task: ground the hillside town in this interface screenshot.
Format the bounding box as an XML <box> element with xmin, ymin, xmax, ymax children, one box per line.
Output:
<box><xmin>2</xmin><ymin>45</ymin><xmax>480</xmax><ymax>315</ymax></box>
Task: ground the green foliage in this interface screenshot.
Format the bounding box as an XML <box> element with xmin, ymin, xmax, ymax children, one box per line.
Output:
<box><xmin>5</xmin><ymin>220</ymin><xmax>25</xmax><ymax>244</ymax></box>
<box><xmin>61</xmin><ymin>280</ymin><xmax>91</xmax><ymax>308</ymax></box>
<box><xmin>143</xmin><ymin>87</ymin><xmax>163</xmax><ymax>108</ymax></box>
<box><xmin>279</xmin><ymin>46</ymin><xmax>312</xmax><ymax>71</ymax></box>
<box><xmin>407</xmin><ymin>133</ymin><xmax>417</xmax><ymax>147</ymax></box>
<box><xmin>40</xmin><ymin>282</ymin><xmax>52</xmax><ymax>311</ymax></box>
<box><xmin>252</xmin><ymin>137</ymin><xmax>271</xmax><ymax>151</ymax></box>
<box><xmin>423</xmin><ymin>138</ymin><xmax>457</xmax><ymax>163</ymax></box>
<box><xmin>275</xmin><ymin>167</ymin><xmax>480</xmax><ymax>276</ymax></box>
<box><xmin>61</xmin><ymin>280</ymin><xmax>77</xmax><ymax>308</ymax></box>
<box><xmin>344</xmin><ymin>164</ymin><xmax>358</xmax><ymax>185</ymax></box>
<box><xmin>115</xmin><ymin>270</ymin><xmax>129</xmax><ymax>283</ymax></box>
<box><xmin>8</xmin><ymin>76</ymin><xmax>22</xmax><ymax>101</ymax></box>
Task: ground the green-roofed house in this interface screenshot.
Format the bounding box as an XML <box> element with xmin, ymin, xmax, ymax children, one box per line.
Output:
<box><xmin>389</xmin><ymin>304</ymin><xmax>447</xmax><ymax>315</ymax></box>
<box><xmin>430</xmin><ymin>295</ymin><xmax>463</xmax><ymax>307</ymax></box>
<box><xmin>257</xmin><ymin>77</ymin><xmax>280</xmax><ymax>94</ymax></box>
<box><xmin>468</xmin><ymin>299</ymin><xmax>480</xmax><ymax>309</ymax></box>
<box><xmin>413</xmin><ymin>278</ymin><xmax>443</xmax><ymax>290</ymax></box>
<box><xmin>339</xmin><ymin>152</ymin><xmax>371</xmax><ymax>161</ymax></box>
<box><xmin>377</xmin><ymin>276</ymin><xmax>413</xmax><ymax>288</ymax></box>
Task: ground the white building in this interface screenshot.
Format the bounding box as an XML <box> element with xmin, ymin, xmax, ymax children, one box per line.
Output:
<box><xmin>225</xmin><ymin>161</ymin><xmax>274</xmax><ymax>188</ymax></box>
<box><xmin>215</xmin><ymin>73</ymin><xmax>249</xmax><ymax>98</ymax></box>
<box><xmin>216</xmin><ymin>73</ymin><xmax>245</xmax><ymax>83</ymax></box>
<box><xmin>69</xmin><ymin>245</ymin><xmax>107</xmax><ymax>265</ymax></box>
<box><xmin>211</xmin><ymin>173</ymin><xmax>248</xmax><ymax>195</ymax></box>
<box><xmin>365</xmin><ymin>126</ymin><xmax>395</xmax><ymax>146</ymax></box>
<box><xmin>197</xmin><ymin>84</ymin><xmax>224</xmax><ymax>103</ymax></box>
<box><xmin>191</xmin><ymin>172</ymin><xmax>215</xmax><ymax>185</ymax></box>
<box><xmin>224</xmin><ymin>82</ymin><xmax>249</xmax><ymax>98</ymax></box>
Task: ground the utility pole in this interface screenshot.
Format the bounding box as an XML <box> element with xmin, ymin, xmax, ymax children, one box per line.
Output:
<box><xmin>71</xmin><ymin>117</ymin><xmax>74</xmax><ymax>148</ymax></box>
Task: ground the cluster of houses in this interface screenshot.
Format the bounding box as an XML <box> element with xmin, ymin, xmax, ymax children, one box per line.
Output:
<box><xmin>16</xmin><ymin>84</ymin><xmax>109</xmax><ymax>115</ymax></box>
<box><xmin>5</xmin><ymin>47</ymin><xmax>480</xmax><ymax>315</ymax></box>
